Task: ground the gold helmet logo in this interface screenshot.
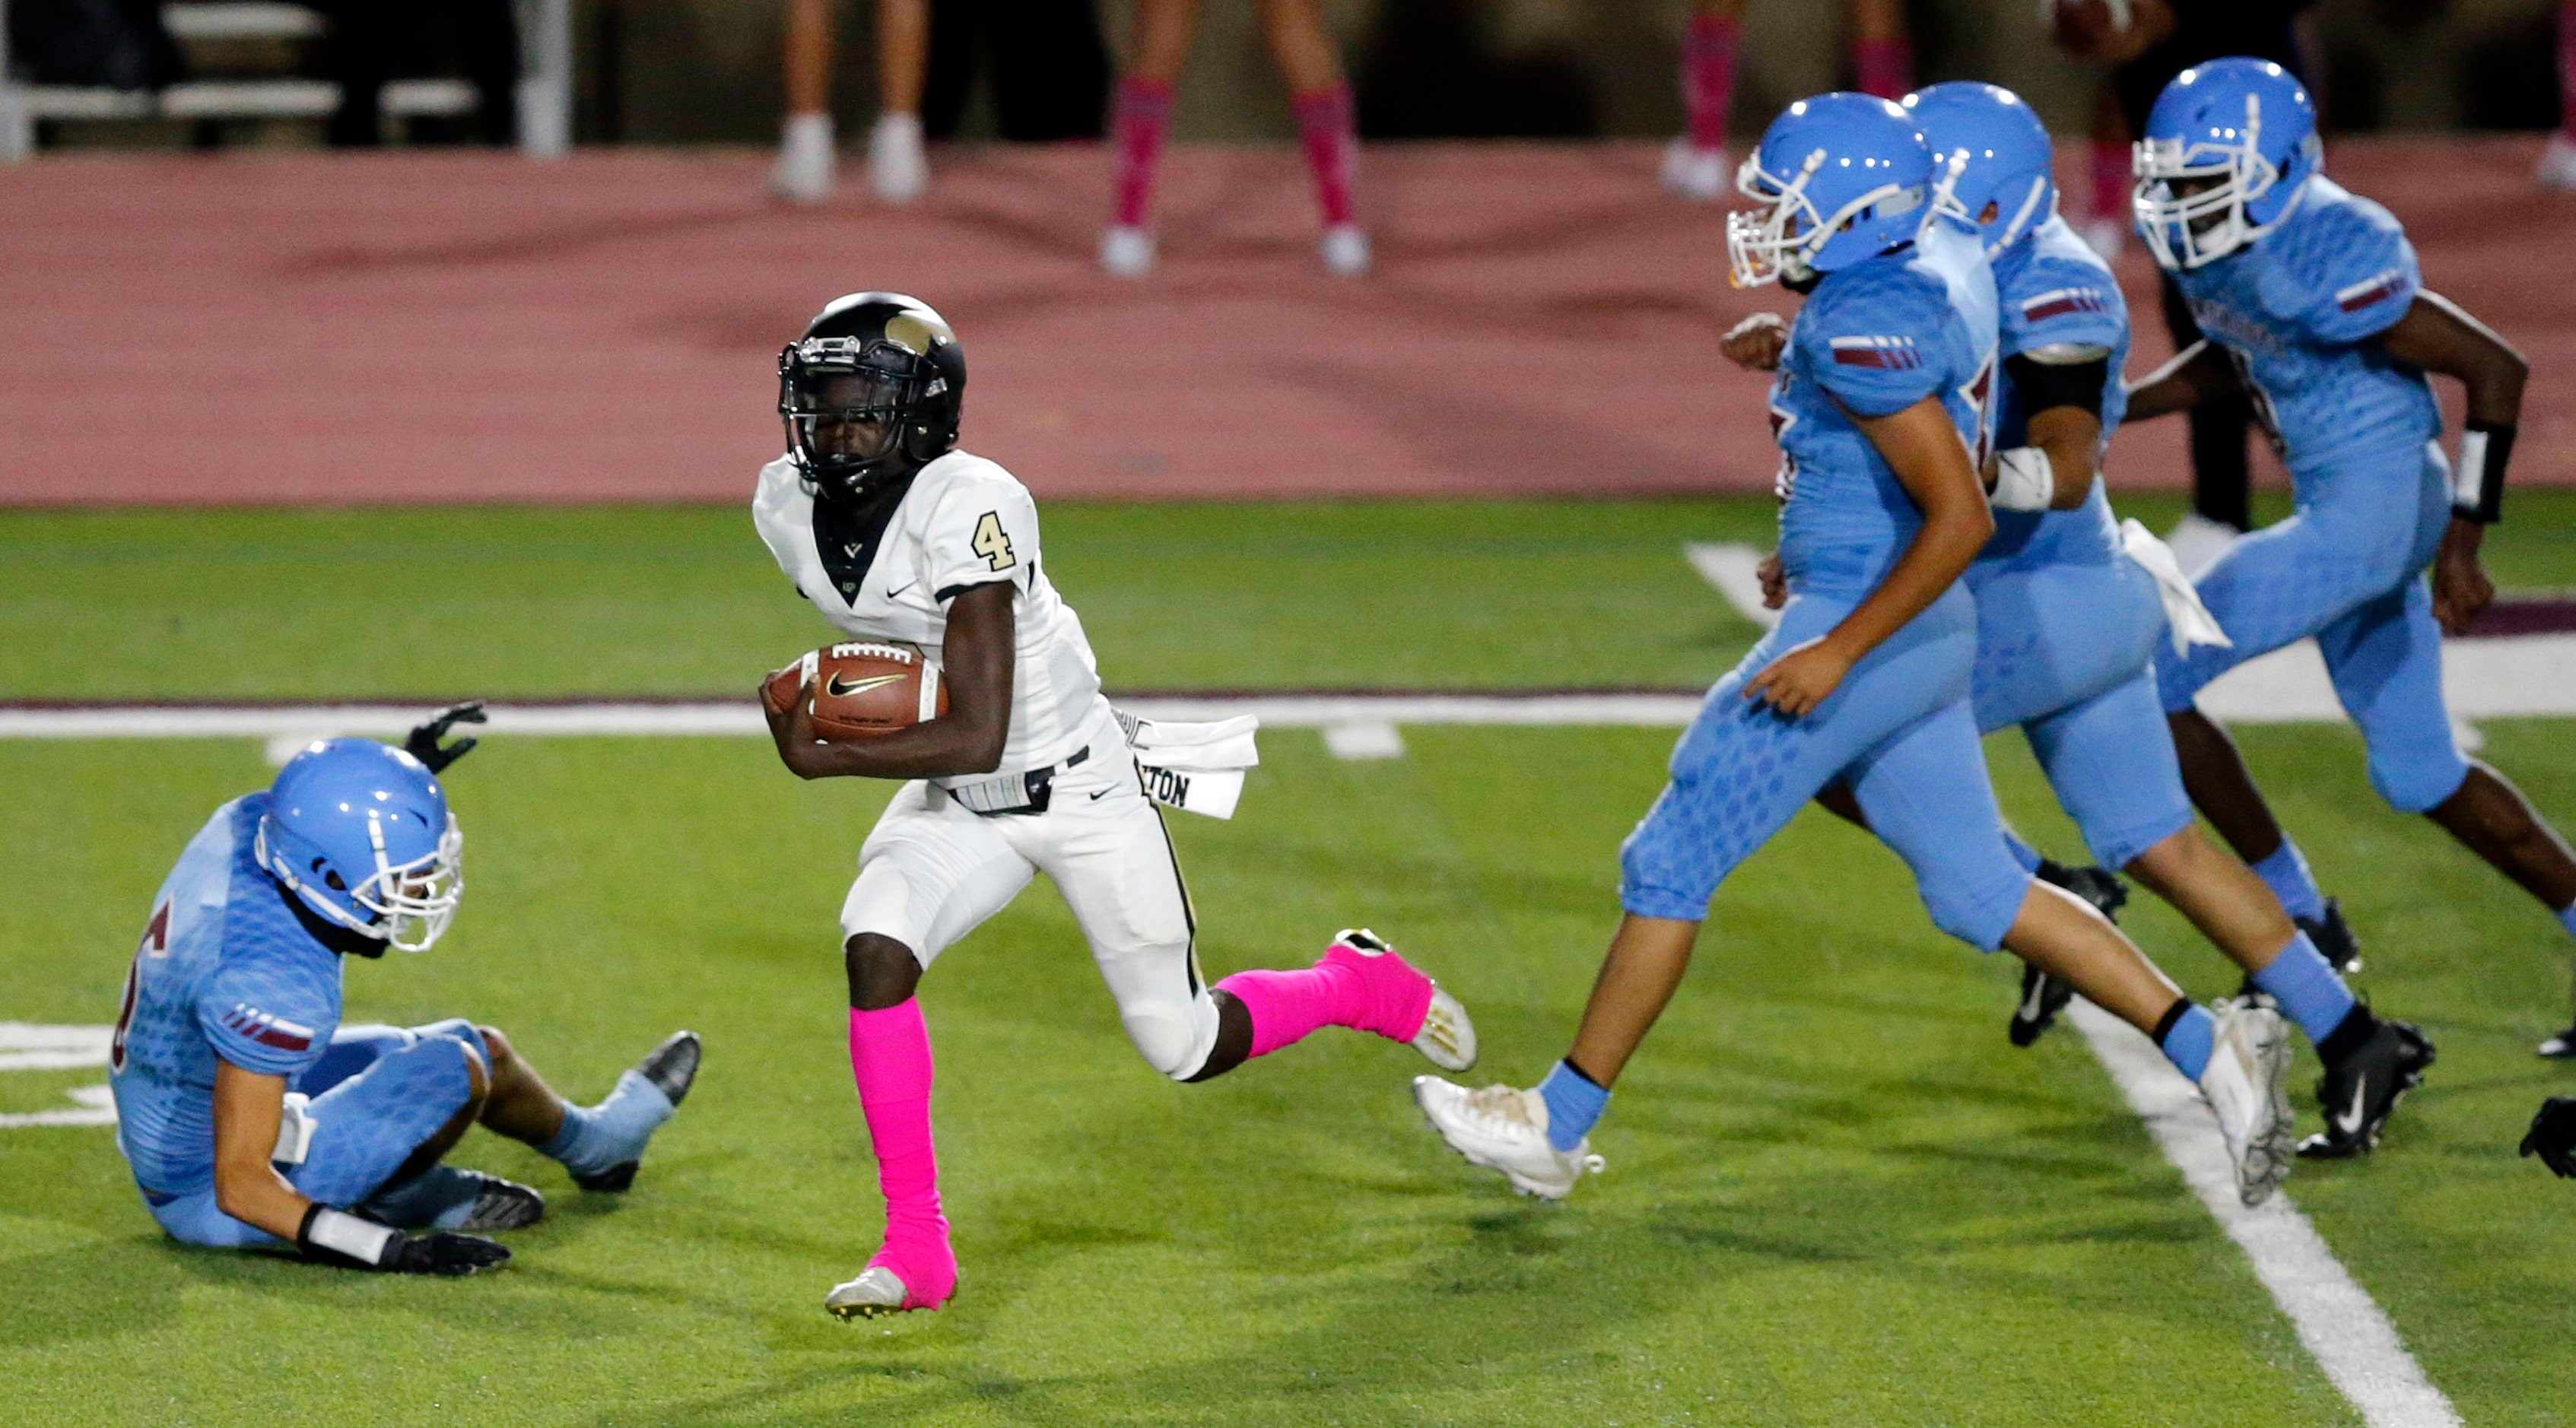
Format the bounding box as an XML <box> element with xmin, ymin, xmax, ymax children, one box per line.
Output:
<box><xmin>884</xmin><ymin>309</ymin><xmax>954</xmax><ymax>357</ymax></box>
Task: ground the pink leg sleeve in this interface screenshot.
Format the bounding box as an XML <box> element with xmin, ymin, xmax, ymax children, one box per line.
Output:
<box><xmin>849</xmin><ymin>1001</ymin><xmax>956</xmax><ymax>1309</ymax></box>
<box><xmin>1214</xmin><ymin>937</ymin><xmax>1434</xmax><ymax>1061</ymax></box>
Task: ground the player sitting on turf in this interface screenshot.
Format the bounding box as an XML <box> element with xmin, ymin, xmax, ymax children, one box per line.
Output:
<box><xmin>2123</xmin><ymin>61</ymin><xmax>2576</xmax><ymax>1061</ymax></box>
<box><xmin>107</xmin><ymin>714</ymin><xmax>700</xmax><ymax>1275</ymax></box>
<box><xmin>1728</xmin><ymin>83</ymin><xmax>2432</xmax><ymax>1159</ymax></box>
<box><xmin>1414</xmin><ymin>94</ymin><xmax>2298</xmax><ymax>1209</ymax></box>
<box><xmin>754</xmin><ymin>292</ymin><xmax>1476</xmax><ymax>1319</ymax></box>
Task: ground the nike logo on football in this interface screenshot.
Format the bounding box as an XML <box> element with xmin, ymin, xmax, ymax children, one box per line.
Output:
<box><xmin>826</xmin><ymin>673</ymin><xmax>905</xmax><ymax>699</ymax></box>
<box><xmin>2333</xmin><ymin>1079</ymin><xmax>2369</xmax><ymax>1137</ymax></box>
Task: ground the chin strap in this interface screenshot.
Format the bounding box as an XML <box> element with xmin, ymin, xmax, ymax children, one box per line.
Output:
<box><xmin>2454</xmin><ymin>420</ymin><xmax>2514</xmax><ymax>524</ymax></box>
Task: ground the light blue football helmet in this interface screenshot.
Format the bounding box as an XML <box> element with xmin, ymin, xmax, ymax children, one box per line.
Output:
<box><xmin>1903</xmin><ymin>81</ymin><xmax>2056</xmax><ymax>259</ymax></box>
<box><xmin>1727</xmin><ymin>92</ymin><xmax>1934</xmax><ymax>287</ymax></box>
<box><xmin>256</xmin><ymin>739</ymin><xmax>462</xmax><ymax>952</ymax></box>
<box><xmin>2133</xmin><ymin>58</ymin><xmax>2320</xmax><ymax>271</ymax></box>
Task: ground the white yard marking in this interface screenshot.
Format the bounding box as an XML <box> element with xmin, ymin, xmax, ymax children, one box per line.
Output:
<box><xmin>0</xmin><ymin>1026</ymin><xmax>118</xmax><ymax>1131</ymax></box>
<box><xmin>0</xmin><ymin>1084</ymin><xmax>116</xmax><ymax>1129</ymax></box>
<box><xmin>2069</xmin><ymin>1001</ymin><xmax>2460</xmax><ymax>1428</ymax></box>
<box><xmin>1683</xmin><ymin>542</ymin><xmax>1782</xmax><ymax>628</ymax></box>
<box><xmin>1322</xmin><ymin>719</ymin><xmax>1406</xmax><ymax>760</ymax></box>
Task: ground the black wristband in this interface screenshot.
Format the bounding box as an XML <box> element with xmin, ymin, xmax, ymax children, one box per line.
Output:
<box><xmin>2454</xmin><ymin>420</ymin><xmax>2514</xmax><ymax>524</ymax></box>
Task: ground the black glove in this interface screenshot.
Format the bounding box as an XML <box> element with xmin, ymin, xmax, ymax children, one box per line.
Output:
<box><xmin>403</xmin><ymin>701</ymin><xmax>488</xmax><ymax>774</ymax></box>
<box><xmin>2520</xmin><ymin>1097</ymin><xmax>2576</xmax><ymax>1179</ymax></box>
<box><xmin>298</xmin><ymin>1204</ymin><xmax>510</xmax><ymax>1275</ymax></box>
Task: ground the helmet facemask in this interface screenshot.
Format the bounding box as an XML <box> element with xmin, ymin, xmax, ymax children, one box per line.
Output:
<box><xmin>780</xmin><ymin>338</ymin><xmax>942</xmax><ymax>498</ymax></box>
<box><xmin>1726</xmin><ymin>146</ymin><xmax>1924</xmax><ymax>289</ymax></box>
<box><xmin>2133</xmin><ymin>94</ymin><xmax>2307</xmax><ymax>270</ymax></box>
<box><xmin>258</xmin><ymin>808</ymin><xmax>463</xmax><ymax>953</ymax></box>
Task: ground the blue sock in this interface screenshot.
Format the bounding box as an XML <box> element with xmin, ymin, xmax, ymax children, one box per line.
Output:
<box><xmin>358</xmin><ymin>1165</ymin><xmax>487</xmax><ymax>1230</ymax></box>
<box><xmin>2158</xmin><ymin>1003</ymin><xmax>2215</xmax><ymax>1081</ymax></box>
<box><xmin>2250</xmin><ymin>931</ymin><xmax>2358</xmax><ymax>1046</ymax></box>
<box><xmin>2001</xmin><ymin>829</ymin><xmax>2045</xmax><ymax>876</ymax></box>
<box><xmin>537</xmin><ymin>1071</ymin><xmax>675</xmax><ymax>1179</ymax></box>
<box><xmin>2251</xmin><ymin>840</ymin><xmax>2327</xmax><ymax>923</ymax></box>
<box><xmin>2559</xmin><ymin>902</ymin><xmax>2576</xmax><ymax>941</ymax></box>
<box><xmin>1536</xmin><ymin>1060</ymin><xmax>1609</xmax><ymax>1153</ymax></box>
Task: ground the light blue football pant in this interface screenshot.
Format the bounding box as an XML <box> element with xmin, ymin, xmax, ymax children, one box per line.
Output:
<box><xmin>146</xmin><ymin>1020</ymin><xmax>487</xmax><ymax>1248</ymax></box>
<box><xmin>2155</xmin><ymin>440</ymin><xmax>2470</xmax><ymax>814</ymax></box>
<box><xmin>1967</xmin><ymin>552</ymin><xmax>2196</xmax><ymax>871</ymax></box>
<box><xmin>1621</xmin><ymin>584</ymin><xmax>2034</xmax><ymax>950</ymax></box>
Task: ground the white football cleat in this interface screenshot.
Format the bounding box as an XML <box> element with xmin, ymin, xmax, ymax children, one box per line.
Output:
<box><xmin>1659</xmin><ymin>138</ymin><xmax>1730</xmax><ymax>202</ymax></box>
<box><xmin>824</xmin><ymin>1265</ymin><xmax>911</xmax><ymax>1320</ymax></box>
<box><xmin>1100</xmin><ymin>224</ymin><xmax>1156</xmax><ymax>278</ymax></box>
<box><xmin>1413</xmin><ymin>1076</ymin><xmax>1603</xmax><ymax>1201</ymax></box>
<box><xmin>2200</xmin><ymin>998</ymin><xmax>2295</xmax><ymax>1207</ymax></box>
<box><xmin>1415</xmin><ymin>984</ymin><xmax>1477</xmax><ymax>1072</ymax></box>
<box><xmin>769</xmin><ymin>112</ymin><xmax>835</xmax><ymax>205</ymax></box>
<box><xmin>2539</xmin><ymin>132</ymin><xmax>2576</xmax><ymax>192</ymax></box>
<box><xmin>2079</xmin><ymin>215</ymin><xmax>2127</xmax><ymax>262</ymax></box>
<box><xmin>869</xmin><ymin>111</ymin><xmax>929</xmax><ymax>205</ymax></box>
<box><xmin>1320</xmin><ymin>224</ymin><xmax>1371</xmax><ymax>278</ymax></box>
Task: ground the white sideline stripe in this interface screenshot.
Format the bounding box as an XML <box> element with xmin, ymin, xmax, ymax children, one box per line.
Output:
<box><xmin>2068</xmin><ymin>1001</ymin><xmax>2459</xmax><ymax>1427</ymax></box>
<box><xmin>1684</xmin><ymin>542</ymin><xmax>1784</xmax><ymax>628</ymax></box>
<box><xmin>1682</xmin><ymin>541</ymin><xmax>2576</xmax><ymax>723</ymax></box>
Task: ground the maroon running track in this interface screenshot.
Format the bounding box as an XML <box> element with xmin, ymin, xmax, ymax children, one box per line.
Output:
<box><xmin>1</xmin><ymin>138</ymin><xmax>2565</xmax><ymax>505</ymax></box>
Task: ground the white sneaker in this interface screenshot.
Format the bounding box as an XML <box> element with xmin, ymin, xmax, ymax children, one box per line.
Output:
<box><xmin>1415</xmin><ymin>985</ymin><xmax>1476</xmax><ymax>1071</ymax></box>
<box><xmin>1100</xmin><ymin>224</ymin><xmax>1156</xmax><ymax>278</ymax></box>
<box><xmin>1660</xmin><ymin>137</ymin><xmax>1730</xmax><ymax>202</ymax></box>
<box><xmin>2539</xmin><ymin>132</ymin><xmax>2576</xmax><ymax>192</ymax></box>
<box><xmin>2200</xmin><ymin>998</ymin><xmax>2295</xmax><ymax>1207</ymax></box>
<box><xmin>1320</xmin><ymin>224</ymin><xmax>1371</xmax><ymax>278</ymax></box>
<box><xmin>1412</xmin><ymin>1076</ymin><xmax>1604</xmax><ymax>1201</ymax></box>
<box><xmin>2079</xmin><ymin>215</ymin><xmax>2127</xmax><ymax>262</ymax></box>
<box><xmin>824</xmin><ymin>1265</ymin><xmax>909</xmax><ymax>1320</ymax></box>
<box><xmin>869</xmin><ymin>112</ymin><xmax>929</xmax><ymax>205</ymax></box>
<box><xmin>2164</xmin><ymin>511</ymin><xmax>2242</xmax><ymax>580</ymax></box>
<box><xmin>769</xmin><ymin>112</ymin><xmax>835</xmax><ymax>205</ymax></box>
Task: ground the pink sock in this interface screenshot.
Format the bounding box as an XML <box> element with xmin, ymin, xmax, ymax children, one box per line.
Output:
<box><xmin>1682</xmin><ymin>17</ymin><xmax>1738</xmax><ymax>152</ymax></box>
<box><xmin>848</xmin><ymin>1002</ymin><xmax>955</xmax><ymax>1309</ymax></box>
<box><xmin>1111</xmin><ymin>78</ymin><xmax>1176</xmax><ymax>229</ymax></box>
<box><xmin>2560</xmin><ymin>3</ymin><xmax>2576</xmax><ymax>140</ymax></box>
<box><xmin>1290</xmin><ymin>84</ymin><xmax>1359</xmax><ymax>229</ymax></box>
<box><xmin>1853</xmin><ymin>36</ymin><xmax>1911</xmax><ymax>102</ymax></box>
<box><xmin>1214</xmin><ymin>937</ymin><xmax>1433</xmax><ymax>1060</ymax></box>
<box><xmin>2091</xmin><ymin>141</ymin><xmax>2130</xmax><ymax>223</ymax></box>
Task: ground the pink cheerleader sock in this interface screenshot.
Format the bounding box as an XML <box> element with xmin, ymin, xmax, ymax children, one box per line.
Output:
<box><xmin>1111</xmin><ymin>78</ymin><xmax>1177</xmax><ymax>229</ymax></box>
<box><xmin>1853</xmin><ymin>36</ymin><xmax>1911</xmax><ymax>101</ymax></box>
<box><xmin>2092</xmin><ymin>140</ymin><xmax>2130</xmax><ymax>224</ymax></box>
<box><xmin>1290</xmin><ymin>84</ymin><xmax>1360</xmax><ymax>228</ymax></box>
<box><xmin>1215</xmin><ymin>936</ymin><xmax>1433</xmax><ymax>1059</ymax></box>
<box><xmin>849</xmin><ymin>1002</ymin><xmax>955</xmax><ymax>1309</ymax></box>
<box><xmin>1682</xmin><ymin>16</ymin><xmax>1739</xmax><ymax>152</ymax></box>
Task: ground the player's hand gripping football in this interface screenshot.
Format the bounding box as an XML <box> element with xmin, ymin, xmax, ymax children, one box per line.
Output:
<box><xmin>2431</xmin><ymin>518</ymin><xmax>2495</xmax><ymax>636</ymax></box>
<box><xmin>1720</xmin><ymin>313</ymin><xmax>1790</xmax><ymax>373</ymax></box>
<box><xmin>1743</xmin><ymin>636</ymin><xmax>1853</xmax><ymax>719</ymax></box>
<box><xmin>404</xmin><ymin>701</ymin><xmax>488</xmax><ymax>773</ymax></box>
<box><xmin>2520</xmin><ymin>1096</ymin><xmax>2576</xmax><ymax>1178</ymax></box>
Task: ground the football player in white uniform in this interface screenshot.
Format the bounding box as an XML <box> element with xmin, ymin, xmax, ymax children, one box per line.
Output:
<box><xmin>754</xmin><ymin>293</ymin><xmax>1479</xmax><ymax>1320</ymax></box>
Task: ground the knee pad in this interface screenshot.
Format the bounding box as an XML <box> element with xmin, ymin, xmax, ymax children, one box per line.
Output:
<box><xmin>1123</xmin><ymin>998</ymin><xmax>1219</xmax><ymax>1082</ymax></box>
<box><xmin>2367</xmin><ymin>738</ymin><xmax>2470</xmax><ymax>815</ymax></box>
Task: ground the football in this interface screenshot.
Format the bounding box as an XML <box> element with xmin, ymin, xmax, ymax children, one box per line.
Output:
<box><xmin>765</xmin><ymin>640</ymin><xmax>947</xmax><ymax>738</ymax></box>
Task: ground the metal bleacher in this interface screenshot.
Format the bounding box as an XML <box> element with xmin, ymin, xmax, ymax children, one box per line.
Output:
<box><xmin>0</xmin><ymin>0</ymin><xmax>570</xmax><ymax>160</ymax></box>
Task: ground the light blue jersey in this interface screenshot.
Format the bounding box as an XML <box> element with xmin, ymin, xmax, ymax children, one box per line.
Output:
<box><xmin>1623</xmin><ymin>224</ymin><xmax>2029</xmax><ymax>950</ymax></box>
<box><xmin>1977</xmin><ymin>214</ymin><xmax>2131</xmax><ymax>576</ymax></box>
<box><xmin>2172</xmin><ymin>175</ymin><xmax>2438</xmax><ymax>480</ymax></box>
<box><xmin>2154</xmin><ymin>176</ymin><xmax>2469</xmax><ymax>815</ymax></box>
<box><xmin>1774</xmin><ymin>217</ymin><xmax>1998</xmax><ymax>599</ymax></box>
<box><xmin>110</xmin><ymin>795</ymin><xmax>343</xmax><ymax>1198</ymax></box>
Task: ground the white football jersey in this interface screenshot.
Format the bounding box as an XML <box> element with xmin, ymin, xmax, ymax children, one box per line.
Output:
<box><xmin>752</xmin><ymin>449</ymin><xmax>1110</xmax><ymax>778</ymax></box>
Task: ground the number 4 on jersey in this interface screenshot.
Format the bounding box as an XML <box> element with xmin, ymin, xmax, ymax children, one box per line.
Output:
<box><xmin>971</xmin><ymin>512</ymin><xmax>1017</xmax><ymax>573</ymax></box>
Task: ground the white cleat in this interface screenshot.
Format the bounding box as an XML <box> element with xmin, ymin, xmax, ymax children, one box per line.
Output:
<box><xmin>2539</xmin><ymin>133</ymin><xmax>2576</xmax><ymax>192</ymax></box>
<box><xmin>824</xmin><ymin>1265</ymin><xmax>911</xmax><ymax>1320</ymax></box>
<box><xmin>1320</xmin><ymin>223</ymin><xmax>1371</xmax><ymax>278</ymax></box>
<box><xmin>1414</xmin><ymin>984</ymin><xmax>1477</xmax><ymax>1072</ymax></box>
<box><xmin>1100</xmin><ymin>224</ymin><xmax>1156</xmax><ymax>278</ymax></box>
<box><xmin>1412</xmin><ymin>1076</ymin><xmax>1603</xmax><ymax>1201</ymax></box>
<box><xmin>869</xmin><ymin>111</ymin><xmax>929</xmax><ymax>205</ymax></box>
<box><xmin>1659</xmin><ymin>138</ymin><xmax>1730</xmax><ymax>201</ymax></box>
<box><xmin>2200</xmin><ymin>998</ymin><xmax>2296</xmax><ymax>1207</ymax></box>
<box><xmin>769</xmin><ymin>112</ymin><xmax>836</xmax><ymax>205</ymax></box>
<box><xmin>2079</xmin><ymin>215</ymin><xmax>2127</xmax><ymax>262</ymax></box>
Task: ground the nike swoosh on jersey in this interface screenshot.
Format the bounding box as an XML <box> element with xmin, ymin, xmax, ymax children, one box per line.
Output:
<box><xmin>826</xmin><ymin>674</ymin><xmax>906</xmax><ymax>699</ymax></box>
<box><xmin>885</xmin><ymin>581</ymin><xmax>918</xmax><ymax>599</ymax></box>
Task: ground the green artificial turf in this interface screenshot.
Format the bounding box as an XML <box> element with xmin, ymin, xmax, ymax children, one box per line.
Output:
<box><xmin>9</xmin><ymin>495</ymin><xmax>2576</xmax><ymax>1422</ymax></box>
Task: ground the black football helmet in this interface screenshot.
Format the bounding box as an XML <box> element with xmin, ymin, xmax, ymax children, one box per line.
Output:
<box><xmin>777</xmin><ymin>292</ymin><xmax>967</xmax><ymax>498</ymax></box>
